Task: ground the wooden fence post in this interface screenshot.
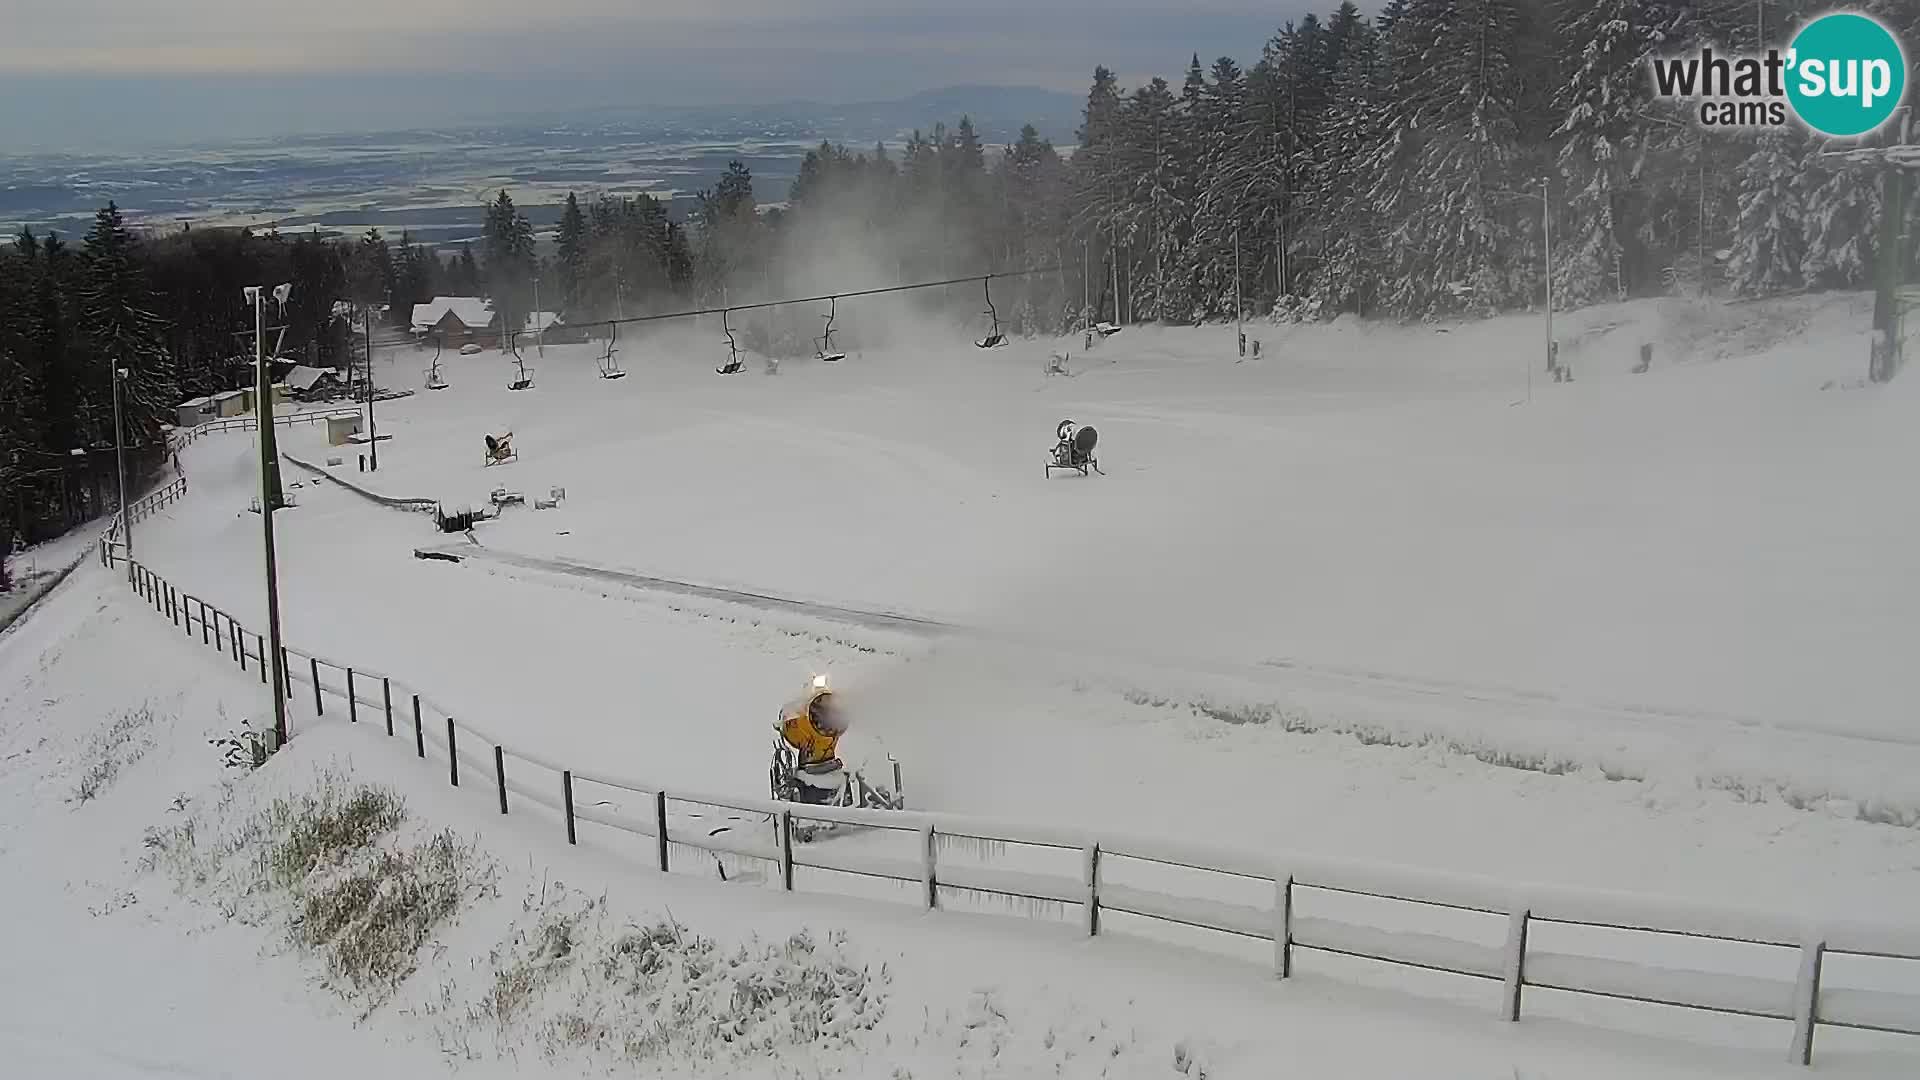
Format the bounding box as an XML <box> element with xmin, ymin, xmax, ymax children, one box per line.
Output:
<box><xmin>654</xmin><ymin>791</ymin><xmax>669</xmax><ymax>871</ymax></box>
<box><xmin>228</xmin><ymin>619</ymin><xmax>240</xmax><ymax>664</ymax></box>
<box><xmin>256</xmin><ymin>635</ymin><xmax>266</xmax><ymax>683</ymax></box>
<box><xmin>412</xmin><ymin>695</ymin><xmax>424</xmax><ymax>758</ymax></box>
<box><xmin>382</xmin><ymin>678</ymin><xmax>393</xmax><ymax>736</ymax></box>
<box><xmin>562</xmin><ymin>771</ymin><xmax>577</xmax><ymax>845</ymax></box>
<box><xmin>1082</xmin><ymin>844</ymin><xmax>1101</xmax><ymax>937</ymax></box>
<box><xmin>281</xmin><ymin>647</ymin><xmax>293</xmax><ymax>697</ymax></box>
<box><xmin>446</xmin><ymin>718</ymin><xmax>458</xmax><ymax>786</ymax></box>
<box><xmin>198</xmin><ymin>600</ymin><xmax>210</xmax><ymax>645</ymax></box>
<box><xmin>236</xmin><ymin>625</ymin><xmax>247</xmax><ymax>673</ymax></box>
<box><xmin>779</xmin><ymin>810</ymin><xmax>795</xmax><ymax>891</ymax></box>
<box><xmin>921</xmin><ymin>824</ymin><xmax>938</xmax><ymax>910</ymax></box>
<box><xmin>1276</xmin><ymin>875</ymin><xmax>1294</xmax><ymax>979</ymax></box>
<box><xmin>310</xmin><ymin>657</ymin><xmax>323</xmax><ymax>714</ymax></box>
<box><xmin>1789</xmin><ymin>939</ymin><xmax>1826</xmax><ymax>1065</ymax></box>
<box><xmin>346</xmin><ymin>669</ymin><xmax>357</xmax><ymax>722</ymax></box>
<box><xmin>1501</xmin><ymin>908</ymin><xmax>1531</xmax><ymax>1022</ymax></box>
<box><xmin>494</xmin><ymin>746</ymin><xmax>508</xmax><ymax>814</ymax></box>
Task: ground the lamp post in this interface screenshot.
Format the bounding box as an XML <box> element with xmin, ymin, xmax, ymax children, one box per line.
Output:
<box><xmin>245</xmin><ymin>282</ymin><xmax>292</xmax><ymax>748</ymax></box>
<box><xmin>111</xmin><ymin>364</ymin><xmax>130</xmax><ymax>561</ymax></box>
<box><xmin>533</xmin><ymin>275</ymin><xmax>545</xmax><ymax>357</ymax></box>
<box><xmin>363</xmin><ymin>303</ymin><xmax>379</xmax><ymax>471</ymax></box>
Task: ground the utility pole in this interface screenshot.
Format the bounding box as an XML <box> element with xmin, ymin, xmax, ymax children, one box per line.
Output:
<box><xmin>247</xmin><ymin>283</ymin><xmax>292</xmax><ymax>748</ymax></box>
<box><xmin>533</xmin><ymin>275</ymin><xmax>545</xmax><ymax>357</ymax></box>
<box><xmin>111</xmin><ymin>364</ymin><xmax>130</xmax><ymax>562</ymax></box>
<box><xmin>363</xmin><ymin>305</ymin><xmax>379</xmax><ymax>471</ymax></box>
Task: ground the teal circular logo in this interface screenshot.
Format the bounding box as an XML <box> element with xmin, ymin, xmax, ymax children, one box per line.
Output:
<box><xmin>1786</xmin><ymin>13</ymin><xmax>1907</xmax><ymax>137</ymax></box>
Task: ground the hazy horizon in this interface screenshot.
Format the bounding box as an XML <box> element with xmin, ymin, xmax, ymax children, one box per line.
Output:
<box><xmin>1</xmin><ymin>3</ymin><xmax>1321</xmax><ymax>153</ymax></box>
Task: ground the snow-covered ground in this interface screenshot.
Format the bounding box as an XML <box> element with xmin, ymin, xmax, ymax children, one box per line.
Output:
<box><xmin>3</xmin><ymin>564</ymin><xmax>1913</xmax><ymax>1079</ymax></box>
<box><xmin>6</xmin><ymin>291</ymin><xmax>1919</xmax><ymax>1075</ymax></box>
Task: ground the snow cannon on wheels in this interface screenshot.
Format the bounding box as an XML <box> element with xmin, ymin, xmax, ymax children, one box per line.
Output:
<box><xmin>483</xmin><ymin>431</ymin><xmax>517</xmax><ymax>467</ymax></box>
<box><xmin>770</xmin><ymin>674</ymin><xmax>904</xmax><ymax>841</ymax></box>
<box><xmin>1046</xmin><ymin>419</ymin><xmax>1102</xmax><ymax>477</ymax></box>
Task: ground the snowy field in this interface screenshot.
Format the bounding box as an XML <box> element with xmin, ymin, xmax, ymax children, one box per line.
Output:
<box><xmin>9</xmin><ymin>290</ymin><xmax>1920</xmax><ymax>1075</ymax></box>
<box><xmin>135</xmin><ymin>291</ymin><xmax>1920</xmax><ymax>913</ymax></box>
<box><xmin>3</xmin><ymin>566</ymin><xmax>1916</xmax><ymax>1079</ymax></box>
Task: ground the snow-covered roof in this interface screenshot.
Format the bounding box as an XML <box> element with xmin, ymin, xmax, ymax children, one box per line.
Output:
<box><xmin>410</xmin><ymin>297</ymin><xmax>493</xmax><ymax>333</ymax></box>
<box><xmin>526</xmin><ymin>311</ymin><xmax>562</xmax><ymax>332</ymax></box>
<box><xmin>285</xmin><ymin>365</ymin><xmax>336</xmax><ymax>391</ymax></box>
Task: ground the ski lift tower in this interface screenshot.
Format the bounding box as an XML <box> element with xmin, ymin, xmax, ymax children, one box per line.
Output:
<box><xmin>1821</xmin><ymin>110</ymin><xmax>1915</xmax><ymax>383</ymax></box>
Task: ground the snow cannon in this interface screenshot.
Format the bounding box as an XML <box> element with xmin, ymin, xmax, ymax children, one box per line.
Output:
<box><xmin>1046</xmin><ymin>419</ymin><xmax>1102</xmax><ymax>477</ymax></box>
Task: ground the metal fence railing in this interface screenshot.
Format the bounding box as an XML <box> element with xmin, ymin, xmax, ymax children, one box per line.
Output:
<box><xmin>99</xmin><ymin>451</ymin><xmax>1920</xmax><ymax>1068</ymax></box>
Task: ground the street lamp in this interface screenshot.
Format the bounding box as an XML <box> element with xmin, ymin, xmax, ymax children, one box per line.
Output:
<box><xmin>244</xmin><ymin>281</ymin><xmax>293</xmax><ymax>749</ymax></box>
<box><xmin>111</xmin><ymin>365</ymin><xmax>131</xmax><ymax>562</ymax></box>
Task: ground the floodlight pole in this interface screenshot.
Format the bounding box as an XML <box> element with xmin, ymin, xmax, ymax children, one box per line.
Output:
<box><xmin>111</xmin><ymin>364</ymin><xmax>131</xmax><ymax>561</ymax></box>
<box><xmin>249</xmin><ymin>285</ymin><xmax>291</xmax><ymax>747</ymax></box>
<box><xmin>364</xmin><ymin>305</ymin><xmax>378</xmax><ymax>471</ymax></box>
<box><xmin>533</xmin><ymin>275</ymin><xmax>545</xmax><ymax>356</ymax></box>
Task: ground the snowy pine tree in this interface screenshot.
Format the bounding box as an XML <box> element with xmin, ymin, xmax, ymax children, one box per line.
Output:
<box><xmin>1728</xmin><ymin>129</ymin><xmax>1807</xmax><ymax>295</ymax></box>
<box><xmin>80</xmin><ymin>202</ymin><xmax>174</xmax><ymax>445</ymax></box>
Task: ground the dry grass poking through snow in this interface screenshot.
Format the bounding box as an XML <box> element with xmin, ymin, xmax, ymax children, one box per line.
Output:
<box><xmin>69</xmin><ymin>704</ymin><xmax>158</xmax><ymax>804</ymax></box>
<box><xmin>449</xmin><ymin>885</ymin><xmax>890</xmax><ymax>1071</ymax></box>
<box><xmin>142</xmin><ymin>765</ymin><xmax>496</xmax><ymax>1008</ymax></box>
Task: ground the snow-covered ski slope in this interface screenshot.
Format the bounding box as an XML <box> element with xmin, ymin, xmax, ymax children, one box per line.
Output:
<box><xmin>131</xmin><ymin>288</ymin><xmax>1920</xmax><ymax>934</ymax></box>
<box><xmin>20</xmin><ymin>567</ymin><xmax>1912</xmax><ymax>1080</ymax></box>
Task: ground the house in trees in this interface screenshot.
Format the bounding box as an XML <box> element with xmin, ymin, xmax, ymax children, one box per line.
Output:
<box><xmin>409</xmin><ymin>296</ymin><xmax>495</xmax><ymax>345</ymax></box>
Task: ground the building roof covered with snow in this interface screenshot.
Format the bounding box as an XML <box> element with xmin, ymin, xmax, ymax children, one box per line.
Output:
<box><xmin>410</xmin><ymin>297</ymin><xmax>493</xmax><ymax>334</ymax></box>
<box><xmin>526</xmin><ymin>311</ymin><xmax>562</xmax><ymax>333</ymax></box>
<box><xmin>285</xmin><ymin>365</ymin><xmax>336</xmax><ymax>392</ymax></box>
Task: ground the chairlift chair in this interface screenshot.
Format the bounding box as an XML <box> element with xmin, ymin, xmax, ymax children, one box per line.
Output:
<box><xmin>717</xmin><ymin>309</ymin><xmax>746</xmax><ymax>374</ymax></box>
<box><xmin>975</xmin><ymin>276</ymin><xmax>1008</xmax><ymax>349</ymax></box>
<box><xmin>425</xmin><ymin>337</ymin><xmax>448</xmax><ymax>389</ymax></box>
<box><xmin>598</xmin><ymin>324</ymin><xmax>627</xmax><ymax>380</ymax></box>
<box><xmin>816</xmin><ymin>296</ymin><xmax>847</xmax><ymax>362</ymax></box>
<box><xmin>507</xmin><ymin>350</ymin><xmax>534</xmax><ymax>391</ymax></box>
<box><xmin>1046</xmin><ymin>419</ymin><xmax>1102</xmax><ymax>477</ymax></box>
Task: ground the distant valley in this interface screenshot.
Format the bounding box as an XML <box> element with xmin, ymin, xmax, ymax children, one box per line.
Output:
<box><xmin>0</xmin><ymin>85</ymin><xmax>1081</xmax><ymax>250</ymax></box>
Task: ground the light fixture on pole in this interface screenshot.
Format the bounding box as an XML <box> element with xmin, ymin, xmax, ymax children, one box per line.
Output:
<box><xmin>112</xmin><ymin>364</ymin><xmax>131</xmax><ymax>563</ymax></box>
<box><xmin>244</xmin><ymin>281</ymin><xmax>293</xmax><ymax>749</ymax></box>
<box><xmin>364</xmin><ymin>302</ymin><xmax>379</xmax><ymax>471</ymax></box>
<box><xmin>533</xmin><ymin>275</ymin><xmax>545</xmax><ymax>357</ymax></box>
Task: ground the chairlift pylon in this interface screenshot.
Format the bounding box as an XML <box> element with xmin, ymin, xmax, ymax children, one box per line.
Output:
<box><xmin>598</xmin><ymin>323</ymin><xmax>627</xmax><ymax>380</ymax></box>
<box><xmin>975</xmin><ymin>276</ymin><xmax>1007</xmax><ymax>349</ymax></box>
<box><xmin>816</xmin><ymin>296</ymin><xmax>847</xmax><ymax>362</ymax></box>
<box><xmin>717</xmin><ymin>309</ymin><xmax>745</xmax><ymax>374</ymax></box>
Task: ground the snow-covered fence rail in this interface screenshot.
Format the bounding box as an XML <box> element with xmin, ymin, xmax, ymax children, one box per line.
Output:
<box><xmin>168</xmin><ymin>408</ymin><xmax>357</xmax><ymax>452</ymax></box>
<box><xmin>100</xmin><ymin>513</ymin><xmax>1920</xmax><ymax>1066</ymax></box>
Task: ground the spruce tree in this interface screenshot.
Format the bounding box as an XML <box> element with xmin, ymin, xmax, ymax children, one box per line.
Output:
<box><xmin>81</xmin><ymin>202</ymin><xmax>174</xmax><ymax>445</ymax></box>
<box><xmin>1729</xmin><ymin>129</ymin><xmax>1807</xmax><ymax>295</ymax></box>
<box><xmin>556</xmin><ymin>192</ymin><xmax>586</xmax><ymax>316</ymax></box>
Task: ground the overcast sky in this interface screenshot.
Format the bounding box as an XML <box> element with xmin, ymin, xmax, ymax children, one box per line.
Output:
<box><xmin>0</xmin><ymin>1</ymin><xmax>1324</xmax><ymax>151</ymax></box>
